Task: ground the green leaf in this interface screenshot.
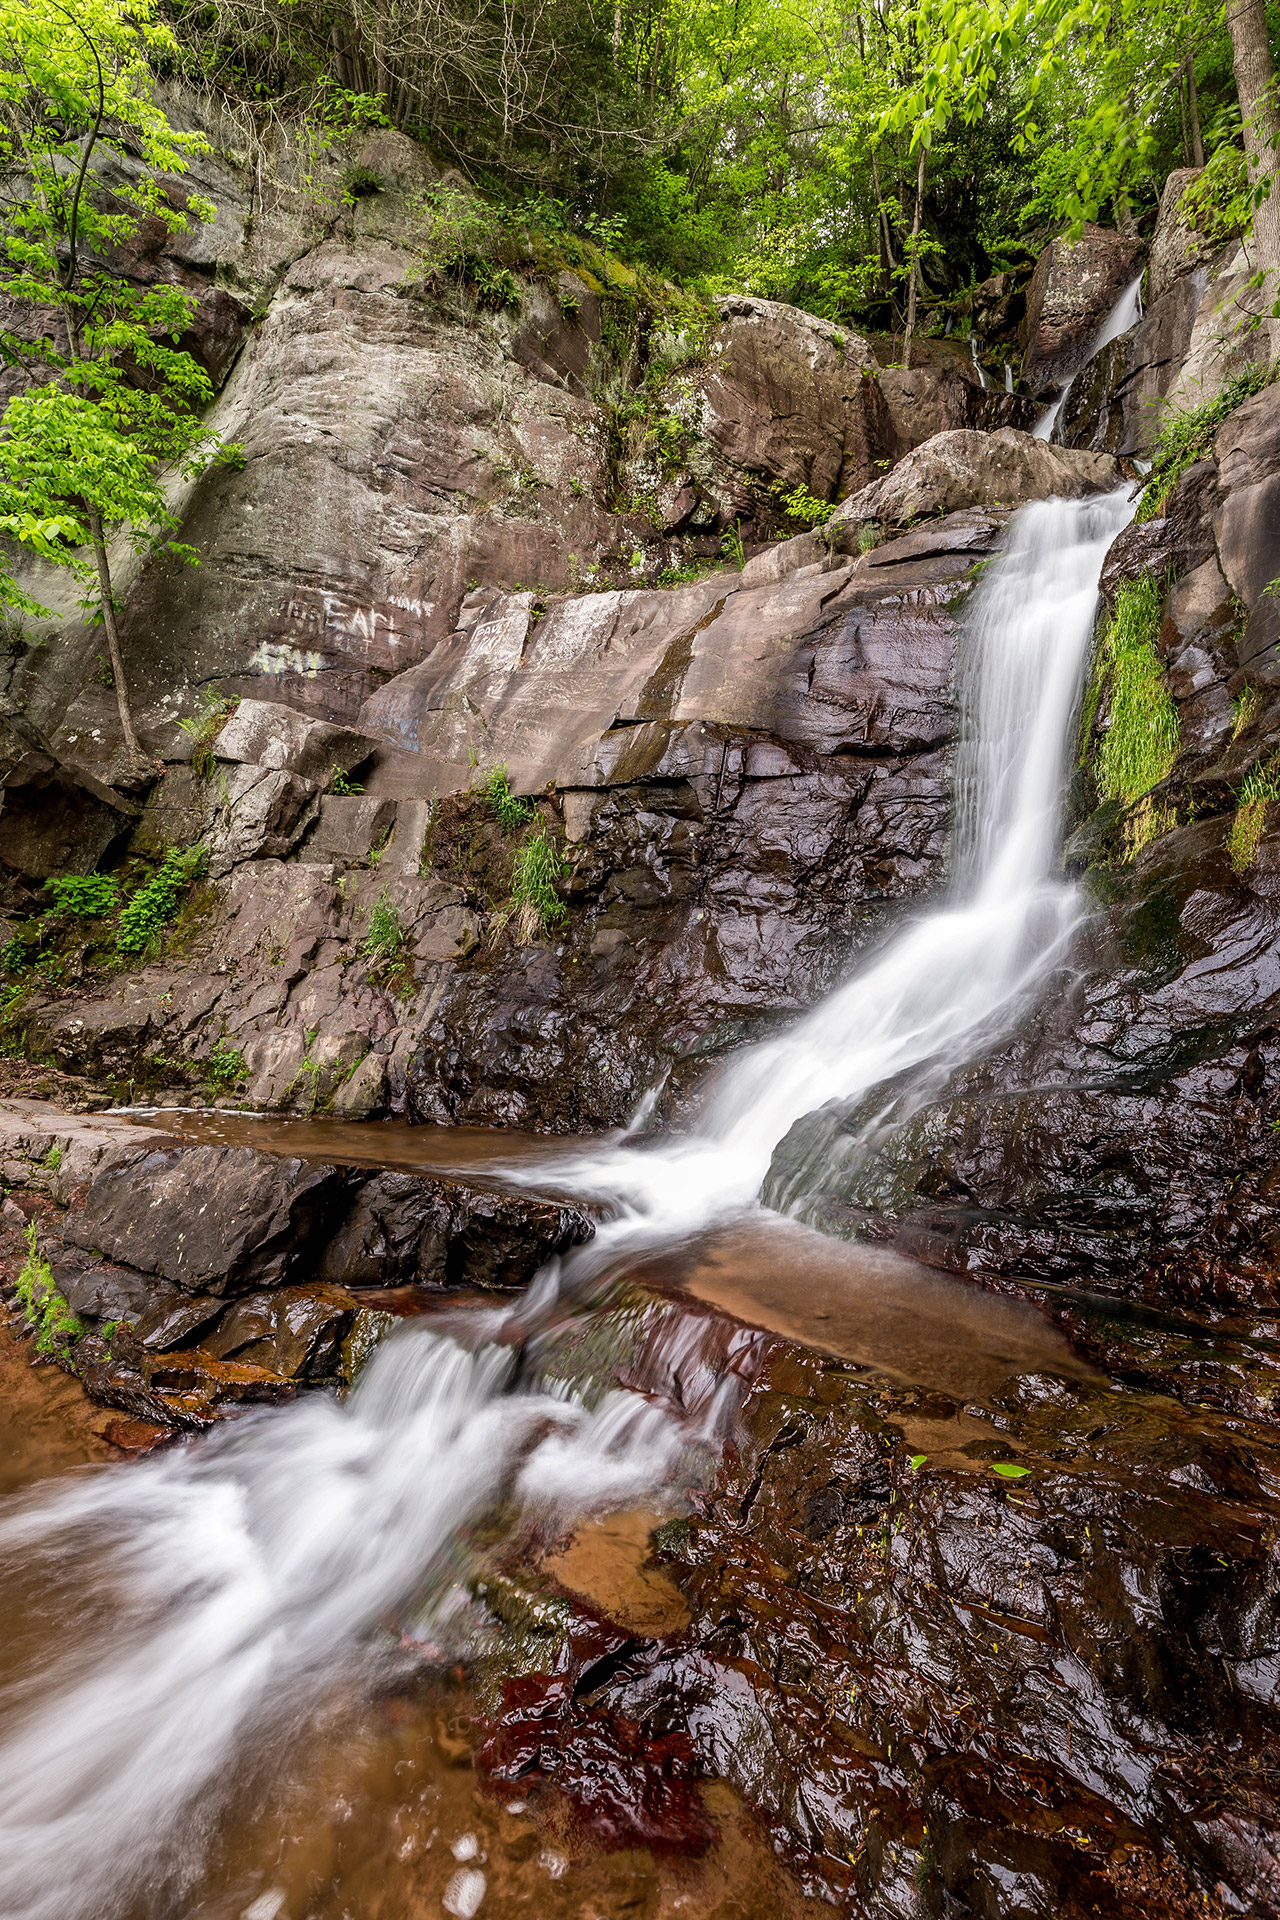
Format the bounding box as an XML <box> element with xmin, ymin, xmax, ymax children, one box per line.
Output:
<box><xmin>991</xmin><ymin>1462</ymin><xmax>1031</xmax><ymax>1478</ymax></box>
<box><xmin>909</xmin><ymin>1454</ymin><xmax>928</xmax><ymax>1470</ymax></box>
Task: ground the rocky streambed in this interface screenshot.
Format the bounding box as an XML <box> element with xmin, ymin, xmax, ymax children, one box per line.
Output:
<box><xmin>1</xmin><ymin>1102</ymin><xmax>1278</xmax><ymax>1917</ymax></box>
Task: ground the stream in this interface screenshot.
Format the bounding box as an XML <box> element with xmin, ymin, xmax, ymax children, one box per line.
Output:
<box><xmin>0</xmin><ymin>488</ymin><xmax>1161</xmax><ymax>1918</ymax></box>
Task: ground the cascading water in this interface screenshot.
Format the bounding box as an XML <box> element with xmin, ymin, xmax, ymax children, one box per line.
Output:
<box><xmin>0</xmin><ymin>484</ymin><xmax>1132</xmax><ymax>1919</ymax></box>
<box><xmin>1031</xmin><ymin>270</ymin><xmax>1144</xmax><ymax>442</ymax></box>
<box><xmin>546</xmin><ymin>485</ymin><xmax>1134</xmax><ymax>1239</ymax></box>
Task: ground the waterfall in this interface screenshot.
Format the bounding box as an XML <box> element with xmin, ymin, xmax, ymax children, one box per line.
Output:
<box><xmin>1031</xmin><ymin>271</ymin><xmax>1144</xmax><ymax>442</ymax></box>
<box><xmin>545</xmin><ymin>486</ymin><xmax>1134</xmax><ymax>1237</ymax></box>
<box><xmin>969</xmin><ymin>334</ymin><xmax>988</xmax><ymax>388</ymax></box>
<box><xmin>0</xmin><ymin>486</ymin><xmax>1133</xmax><ymax>1920</ymax></box>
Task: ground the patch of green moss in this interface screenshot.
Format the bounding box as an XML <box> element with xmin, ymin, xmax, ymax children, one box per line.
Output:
<box><xmin>1227</xmin><ymin>748</ymin><xmax>1280</xmax><ymax>873</ymax></box>
<box><xmin>1084</xmin><ymin>574</ymin><xmax>1179</xmax><ymax>857</ymax></box>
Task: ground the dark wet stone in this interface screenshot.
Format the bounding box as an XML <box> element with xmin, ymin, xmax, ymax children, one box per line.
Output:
<box><xmin>200</xmin><ymin>1282</ymin><xmax>357</xmax><ymax>1376</ymax></box>
<box><xmin>316</xmin><ymin>1168</ymin><xmax>591</xmax><ymax>1291</ymax></box>
<box><xmin>64</xmin><ymin>1144</ymin><xmax>350</xmax><ymax>1295</ymax></box>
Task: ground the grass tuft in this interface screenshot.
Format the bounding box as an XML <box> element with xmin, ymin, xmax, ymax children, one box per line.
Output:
<box><xmin>481</xmin><ymin>764</ymin><xmax>533</xmax><ymax>833</ymax></box>
<box><xmin>511</xmin><ymin>824</ymin><xmax>569</xmax><ymax>940</ymax></box>
<box><xmin>1082</xmin><ymin>574</ymin><xmax>1180</xmax><ymax>858</ymax></box>
<box><xmin>1227</xmin><ymin>749</ymin><xmax>1280</xmax><ymax>873</ymax></box>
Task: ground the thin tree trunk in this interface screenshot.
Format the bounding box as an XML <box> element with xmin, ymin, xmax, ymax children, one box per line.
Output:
<box><xmin>1179</xmin><ymin>59</ymin><xmax>1191</xmax><ymax>165</ymax></box>
<box><xmin>902</xmin><ymin>144</ymin><xmax>925</xmax><ymax>366</ymax></box>
<box><xmin>1226</xmin><ymin>0</ymin><xmax>1280</xmax><ymax>357</ymax></box>
<box><xmin>86</xmin><ymin>505</ymin><xmax>143</xmax><ymax>765</ymax></box>
<box><xmin>1187</xmin><ymin>45</ymin><xmax>1205</xmax><ymax>167</ymax></box>
<box><xmin>62</xmin><ymin>324</ymin><xmax>143</xmax><ymax>769</ymax></box>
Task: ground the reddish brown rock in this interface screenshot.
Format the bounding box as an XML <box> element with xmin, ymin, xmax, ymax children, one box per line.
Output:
<box><xmin>1021</xmin><ymin>225</ymin><xmax>1147</xmax><ymax>396</ymax></box>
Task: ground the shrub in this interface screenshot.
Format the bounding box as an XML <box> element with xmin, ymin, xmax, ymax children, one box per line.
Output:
<box><xmin>482</xmin><ymin>764</ymin><xmax>533</xmax><ymax>833</ymax></box>
<box><xmin>14</xmin><ymin>1222</ymin><xmax>83</xmax><ymax>1358</ymax></box>
<box><xmin>331</xmin><ymin>764</ymin><xmax>365</xmax><ymax>795</ymax></box>
<box><xmin>1227</xmin><ymin>749</ymin><xmax>1280</xmax><ymax>873</ymax></box>
<box><xmin>116</xmin><ymin>845</ymin><xmax>208</xmax><ymax>957</ymax></box>
<box><xmin>511</xmin><ymin>824</ymin><xmax>568</xmax><ymax>940</ymax></box>
<box><xmin>204</xmin><ymin>1041</ymin><xmax>247</xmax><ymax>1093</ymax></box>
<box><xmin>781</xmin><ymin>483</ymin><xmax>835</xmax><ymax>527</ymax></box>
<box><xmin>1136</xmin><ymin>364</ymin><xmax>1273</xmax><ymax>523</ymax></box>
<box><xmin>42</xmin><ymin>873</ymin><xmax>119</xmax><ymax>917</ymax></box>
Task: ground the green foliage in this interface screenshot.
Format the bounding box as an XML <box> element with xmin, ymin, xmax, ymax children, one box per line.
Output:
<box><xmin>511</xmin><ymin>824</ymin><xmax>569</xmax><ymax>939</ymax></box>
<box><xmin>0</xmin><ymin>0</ymin><xmax>237</xmax><ymax>627</ymax></box>
<box><xmin>116</xmin><ymin>845</ymin><xmax>208</xmax><ymax>956</ymax></box>
<box><xmin>14</xmin><ymin>1222</ymin><xmax>83</xmax><ymax>1357</ymax></box>
<box><xmin>1137</xmin><ymin>365</ymin><xmax>1274</xmax><ymax>523</ymax></box>
<box><xmin>1227</xmin><ymin>749</ymin><xmax>1280</xmax><ymax>872</ymax></box>
<box><xmin>331</xmin><ymin>765</ymin><xmax>365</xmax><ymax>796</ymax></box>
<box><xmin>41</xmin><ymin>873</ymin><xmax>120</xmax><ymax>918</ymax></box>
<box><xmin>1232</xmin><ymin>684</ymin><xmax>1264</xmax><ymax>740</ymax></box>
<box><xmin>1179</xmin><ymin>141</ymin><xmax>1250</xmax><ymax>250</ymax></box>
<box><xmin>1087</xmin><ymin>575</ymin><xmax>1180</xmax><ymax>855</ymax></box>
<box><xmin>781</xmin><ymin>484</ymin><xmax>836</xmax><ymax>527</ymax></box>
<box><xmin>472</xmin><ymin>260</ymin><xmax>521</xmax><ymax>310</ymax></box>
<box><xmin>177</xmin><ymin>691</ymin><xmax>237</xmax><ymax>779</ymax></box>
<box><xmin>991</xmin><ymin>1461</ymin><xmax>1031</xmax><ymax>1478</ymax></box>
<box><xmin>482</xmin><ymin>765</ymin><xmax>533</xmax><ymax>833</ymax></box>
<box><xmin>204</xmin><ymin>1041</ymin><xmax>247</xmax><ymax>1093</ymax></box>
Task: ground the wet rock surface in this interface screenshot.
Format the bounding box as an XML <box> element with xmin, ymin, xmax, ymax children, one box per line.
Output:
<box><xmin>0</xmin><ymin>1102</ymin><xmax>588</xmax><ymax>1425</ymax></box>
<box><xmin>459</xmin><ymin>1277</ymin><xmax>1280</xmax><ymax>1919</ymax></box>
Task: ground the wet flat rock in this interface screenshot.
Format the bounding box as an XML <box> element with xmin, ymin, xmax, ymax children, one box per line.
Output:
<box><xmin>467</xmin><ymin>1286</ymin><xmax>1280</xmax><ymax>1920</ymax></box>
<box><xmin>0</xmin><ymin>1102</ymin><xmax>589</xmax><ymax>1426</ymax></box>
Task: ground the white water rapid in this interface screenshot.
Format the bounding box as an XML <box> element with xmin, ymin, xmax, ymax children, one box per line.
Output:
<box><xmin>543</xmin><ymin>484</ymin><xmax>1135</xmax><ymax>1239</ymax></box>
<box><xmin>0</xmin><ymin>485</ymin><xmax>1131</xmax><ymax>1920</ymax></box>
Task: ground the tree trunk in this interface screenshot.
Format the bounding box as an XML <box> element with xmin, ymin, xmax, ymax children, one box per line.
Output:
<box><xmin>1187</xmin><ymin>46</ymin><xmax>1205</xmax><ymax>167</ymax></box>
<box><xmin>1226</xmin><ymin>0</ymin><xmax>1280</xmax><ymax>356</ymax></box>
<box><xmin>86</xmin><ymin>505</ymin><xmax>144</xmax><ymax>768</ymax></box>
<box><xmin>902</xmin><ymin>144</ymin><xmax>926</xmax><ymax>367</ymax></box>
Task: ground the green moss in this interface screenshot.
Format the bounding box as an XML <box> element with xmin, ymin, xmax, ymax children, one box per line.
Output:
<box><xmin>1227</xmin><ymin>749</ymin><xmax>1280</xmax><ymax>873</ymax></box>
<box><xmin>1084</xmin><ymin>574</ymin><xmax>1179</xmax><ymax>859</ymax></box>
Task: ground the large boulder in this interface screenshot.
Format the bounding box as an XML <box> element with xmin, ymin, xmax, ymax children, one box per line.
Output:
<box><xmin>64</xmin><ymin>1144</ymin><xmax>349</xmax><ymax>1294</ymax></box>
<box><xmin>826</xmin><ymin>428</ymin><xmax>1125</xmax><ymax>545</ymax></box>
<box><xmin>1021</xmin><ymin>225</ymin><xmax>1147</xmax><ymax>397</ymax></box>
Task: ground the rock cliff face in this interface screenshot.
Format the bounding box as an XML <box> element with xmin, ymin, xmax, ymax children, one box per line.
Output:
<box><xmin>4</xmin><ymin>135</ymin><xmax>1280</xmax><ymax>1920</ymax></box>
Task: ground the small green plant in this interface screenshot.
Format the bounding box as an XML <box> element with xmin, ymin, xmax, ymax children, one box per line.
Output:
<box><xmin>1232</xmin><ymin>684</ymin><xmax>1264</xmax><ymax>740</ymax></box>
<box><xmin>1136</xmin><ymin>364</ymin><xmax>1274</xmax><ymax>523</ymax></box>
<box><xmin>1227</xmin><ymin>748</ymin><xmax>1280</xmax><ymax>873</ymax></box>
<box><xmin>472</xmin><ymin>259</ymin><xmax>521</xmax><ymax>310</ymax></box>
<box><xmin>482</xmin><ymin>764</ymin><xmax>533</xmax><ymax>833</ymax></box>
<box><xmin>43</xmin><ymin>1144</ymin><xmax>61</xmax><ymax>1172</ymax></box>
<box><xmin>41</xmin><ymin>873</ymin><xmax>120</xmax><ymax>918</ymax></box>
<box><xmin>116</xmin><ymin>845</ymin><xmax>208</xmax><ymax>957</ymax></box>
<box><xmin>857</xmin><ymin>523</ymin><xmax>879</xmax><ymax>554</ymax></box>
<box><xmin>331</xmin><ymin>764</ymin><xmax>365</xmax><ymax>796</ymax></box>
<box><xmin>1084</xmin><ymin>573</ymin><xmax>1179</xmax><ymax>855</ymax></box>
<box><xmin>991</xmin><ymin>1462</ymin><xmax>1031</xmax><ymax>1479</ymax></box>
<box><xmin>362</xmin><ymin>889</ymin><xmax>414</xmax><ymax>993</ymax></box>
<box><xmin>204</xmin><ymin>1041</ymin><xmax>247</xmax><ymax>1094</ymax></box>
<box><xmin>14</xmin><ymin>1222</ymin><xmax>83</xmax><ymax>1358</ymax></box>
<box><xmin>721</xmin><ymin>519</ymin><xmax>746</xmax><ymax>569</ymax></box>
<box><xmin>367</xmin><ymin>828</ymin><xmax>390</xmax><ymax>870</ymax></box>
<box><xmin>511</xmin><ymin>824</ymin><xmax>568</xmax><ymax>939</ymax></box>
<box><xmin>177</xmin><ymin>690</ymin><xmax>237</xmax><ymax>780</ymax></box>
<box><xmin>342</xmin><ymin>163</ymin><xmax>383</xmax><ymax>201</ymax></box>
<box><xmin>780</xmin><ymin>483</ymin><xmax>835</xmax><ymax>527</ymax></box>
